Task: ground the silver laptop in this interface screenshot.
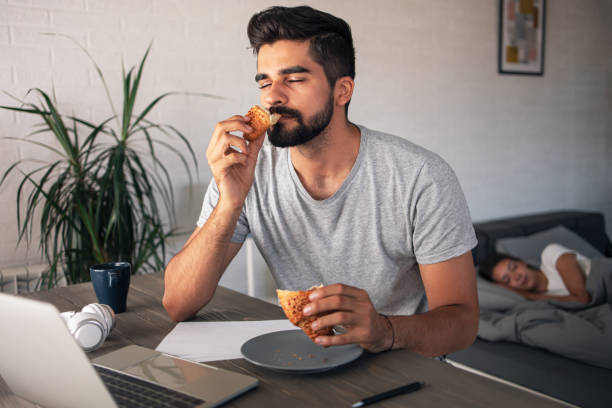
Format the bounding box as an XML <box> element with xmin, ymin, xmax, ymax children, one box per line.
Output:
<box><xmin>0</xmin><ymin>293</ymin><xmax>258</xmax><ymax>408</ymax></box>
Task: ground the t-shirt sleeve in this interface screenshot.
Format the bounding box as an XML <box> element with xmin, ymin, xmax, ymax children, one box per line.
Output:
<box><xmin>541</xmin><ymin>243</ymin><xmax>575</xmax><ymax>270</ymax></box>
<box><xmin>410</xmin><ymin>155</ymin><xmax>477</xmax><ymax>265</ymax></box>
<box><xmin>196</xmin><ymin>179</ymin><xmax>250</xmax><ymax>243</ymax></box>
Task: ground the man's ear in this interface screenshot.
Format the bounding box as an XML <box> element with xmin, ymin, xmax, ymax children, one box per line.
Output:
<box><xmin>334</xmin><ymin>76</ymin><xmax>354</xmax><ymax>107</ymax></box>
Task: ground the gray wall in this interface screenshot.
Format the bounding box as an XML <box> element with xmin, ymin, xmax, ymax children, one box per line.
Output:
<box><xmin>0</xmin><ymin>1</ymin><xmax>610</xmax><ymax>296</ymax></box>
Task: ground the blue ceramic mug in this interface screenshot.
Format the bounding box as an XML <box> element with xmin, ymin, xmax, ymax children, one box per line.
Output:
<box><xmin>90</xmin><ymin>262</ymin><xmax>131</xmax><ymax>314</ymax></box>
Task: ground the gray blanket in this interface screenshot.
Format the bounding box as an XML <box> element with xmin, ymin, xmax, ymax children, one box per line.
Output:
<box><xmin>477</xmin><ymin>257</ymin><xmax>612</xmax><ymax>369</ymax></box>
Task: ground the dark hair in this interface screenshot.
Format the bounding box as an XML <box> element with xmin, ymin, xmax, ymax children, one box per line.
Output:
<box><xmin>247</xmin><ymin>6</ymin><xmax>356</xmax><ymax>113</ymax></box>
<box><xmin>479</xmin><ymin>253</ymin><xmax>521</xmax><ymax>281</ymax></box>
<box><xmin>479</xmin><ymin>253</ymin><xmax>539</xmax><ymax>281</ymax></box>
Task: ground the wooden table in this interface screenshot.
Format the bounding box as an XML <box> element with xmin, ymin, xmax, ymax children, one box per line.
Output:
<box><xmin>1</xmin><ymin>272</ymin><xmax>570</xmax><ymax>407</ymax></box>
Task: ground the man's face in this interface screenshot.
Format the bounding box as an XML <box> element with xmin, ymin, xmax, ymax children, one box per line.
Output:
<box><xmin>255</xmin><ymin>40</ymin><xmax>335</xmax><ymax>147</ymax></box>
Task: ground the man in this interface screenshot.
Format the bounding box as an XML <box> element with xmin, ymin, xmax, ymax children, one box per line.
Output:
<box><xmin>163</xmin><ymin>6</ymin><xmax>479</xmax><ymax>356</ymax></box>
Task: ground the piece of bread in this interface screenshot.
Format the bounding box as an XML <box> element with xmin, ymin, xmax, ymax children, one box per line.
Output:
<box><xmin>244</xmin><ymin>105</ymin><xmax>280</xmax><ymax>141</ymax></box>
<box><xmin>277</xmin><ymin>286</ymin><xmax>333</xmax><ymax>342</ymax></box>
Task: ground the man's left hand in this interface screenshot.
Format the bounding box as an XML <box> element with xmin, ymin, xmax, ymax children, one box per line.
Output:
<box><xmin>303</xmin><ymin>283</ymin><xmax>392</xmax><ymax>353</ymax></box>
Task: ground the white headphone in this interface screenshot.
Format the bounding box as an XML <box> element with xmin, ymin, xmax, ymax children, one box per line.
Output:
<box><xmin>60</xmin><ymin>303</ymin><xmax>116</xmax><ymax>352</ymax></box>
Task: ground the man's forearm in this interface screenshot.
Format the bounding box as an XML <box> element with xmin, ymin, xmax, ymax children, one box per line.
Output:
<box><xmin>388</xmin><ymin>304</ymin><xmax>478</xmax><ymax>357</ymax></box>
<box><xmin>163</xmin><ymin>202</ymin><xmax>242</xmax><ymax>321</ymax></box>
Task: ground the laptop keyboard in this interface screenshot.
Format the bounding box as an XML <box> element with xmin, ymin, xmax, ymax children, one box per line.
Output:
<box><xmin>94</xmin><ymin>365</ymin><xmax>206</xmax><ymax>408</ymax></box>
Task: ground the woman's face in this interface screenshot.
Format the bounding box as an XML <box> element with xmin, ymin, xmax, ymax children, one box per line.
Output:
<box><xmin>491</xmin><ymin>258</ymin><xmax>537</xmax><ymax>291</ymax></box>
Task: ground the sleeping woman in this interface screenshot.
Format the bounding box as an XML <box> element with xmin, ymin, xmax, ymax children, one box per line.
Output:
<box><xmin>483</xmin><ymin>243</ymin><xmax>592</xmax><ymax>304</ymax></box>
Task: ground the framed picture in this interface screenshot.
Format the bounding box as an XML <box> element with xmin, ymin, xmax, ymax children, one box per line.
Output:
<box><xmin>498</xmin><ymin>0</ymin><xmax>546</xmax><ymax>75</ymax></box>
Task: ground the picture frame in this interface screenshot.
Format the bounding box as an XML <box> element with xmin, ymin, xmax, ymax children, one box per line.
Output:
<box><xmin>498</xmin><ymin>0</ymin><xmax>546</xmax><ymax>75</ymax></box>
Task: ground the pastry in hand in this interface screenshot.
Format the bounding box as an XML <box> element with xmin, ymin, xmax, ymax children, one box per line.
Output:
<box><xmin>244</xmin><ymin>105</ymin><xmax>280</xmax><ymax>141</ymax></box>
<box><xmin>277</xmin><ymin>285</ymin><xmax>333</xmax><ymax>342</ymax></box>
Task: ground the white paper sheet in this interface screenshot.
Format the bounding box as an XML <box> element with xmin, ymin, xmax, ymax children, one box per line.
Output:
<box><xmin>155</xmin><ymin>320</ymin><xmax>296</xmax><ymax>362</ymax></box>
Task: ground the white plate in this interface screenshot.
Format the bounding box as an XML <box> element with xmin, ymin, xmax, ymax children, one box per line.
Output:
<box><xmin>240</xmin><ymin>329</ymin><xmax>363</xmax><ymax>374</ymax></box>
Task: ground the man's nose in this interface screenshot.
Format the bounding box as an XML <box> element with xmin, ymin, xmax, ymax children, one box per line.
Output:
<box><xmin>262</xmin><ymin>82</ymin><xmax>288</xmax><ymax>107</ymax></box>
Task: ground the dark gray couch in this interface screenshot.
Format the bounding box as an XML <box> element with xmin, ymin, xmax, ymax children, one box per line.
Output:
<box><xmin>447</xmin><ymin>210</ymin><xmax>612</xmax><ymax>408</ymax></box>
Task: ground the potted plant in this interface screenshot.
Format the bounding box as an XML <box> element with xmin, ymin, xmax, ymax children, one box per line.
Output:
<box><xmin>0</xmin><ymin>38</ymin><xmax>209</xmax><ymax>288</ymax></box>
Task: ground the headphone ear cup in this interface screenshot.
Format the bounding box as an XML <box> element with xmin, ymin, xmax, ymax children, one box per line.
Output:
<box><xmin>81</xmin><ymin>303</ymin><xmax>103</xmax><ymax>316</ymax></box>
<box><xmin>82</xmin><ymin>303</ymin><xmax>115</xmax><ymax>334</ymax></box>
<box><xmin>66</xmin><ymin>312</ymin><xmax>106</xmax><ymax>352</ymax></box>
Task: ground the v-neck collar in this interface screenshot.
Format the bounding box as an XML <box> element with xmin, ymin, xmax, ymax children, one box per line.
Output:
<box><xmin>285</xmin><ymin>125</ymin><xmax>367</xmax><ymax>206</ymax></box>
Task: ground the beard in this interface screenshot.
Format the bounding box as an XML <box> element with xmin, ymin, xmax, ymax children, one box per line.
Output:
<box><xmin>267</xmin><ymin>94</ymin><xmax>334</xmax><ymax>148</ymax></box>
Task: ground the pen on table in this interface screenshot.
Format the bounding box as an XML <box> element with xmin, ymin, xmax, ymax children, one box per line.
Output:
<box><xmin>351</xmin><ymin>381</ymin><xmax>424</xmax><ymax>408</ymax></box>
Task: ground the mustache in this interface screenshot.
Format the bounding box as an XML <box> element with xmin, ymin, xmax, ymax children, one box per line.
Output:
<box><xmin>269</xmin><ymin>106</ymin><xmax>301</xmax><ymax>118</ymax></box>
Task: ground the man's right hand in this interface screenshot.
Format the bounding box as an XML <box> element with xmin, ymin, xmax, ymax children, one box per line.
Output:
<box><xmin>206</xmin><ymin>115</ymin><xmax>266</xmax><ymax>210</ymax></box>
<box><xmin>163</xmin><ymin>114</ymin><xmax>264</xmax><ymax>322</ymax></box>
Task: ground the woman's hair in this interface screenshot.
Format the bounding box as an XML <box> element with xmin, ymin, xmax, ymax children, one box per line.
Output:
<box><xmin>479</xmin><ymin>253</ymin><xmax>522</xmax><ymax>281</ymax></box>
<box><xmin>247</xmin><ymin>6</ymin><xmax>356</xmax><ymax>113</ymax></box>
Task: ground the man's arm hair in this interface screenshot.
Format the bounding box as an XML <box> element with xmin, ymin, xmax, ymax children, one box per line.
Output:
<box><xmin>163</xmin><ymin>204</ymin><xmax>243</xmax><ymax>321</ymax></box>
<box><xmin>389</xmin><ymin>251</ymin><xmax>479</xmax><ymax>356</ymax></box>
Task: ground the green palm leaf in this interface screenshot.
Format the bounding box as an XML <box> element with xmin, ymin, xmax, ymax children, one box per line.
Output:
<box><xmin>0</xmin><ymin>37</ymin><xmax>213</xmax><ymax>286</ymax></box>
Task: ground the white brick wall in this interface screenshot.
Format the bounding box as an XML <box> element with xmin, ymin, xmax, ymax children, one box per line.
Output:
<box><xmin>0</xmin><ymin>5</ymin><xmax>49</xmax><ymax>26</ymax></box>
<box><xmin>0</xmin><ymin>1</ymin><xmax>611</xmax><ymax>299</ymax></box>
<box><xmin>0</xmin><ymin>25</ymin><xmax>9</xmax><ymax>45</ymax></box>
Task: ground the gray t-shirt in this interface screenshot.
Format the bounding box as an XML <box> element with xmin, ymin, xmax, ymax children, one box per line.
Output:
<box><xmin>197</xmin><ymin>125</ymin><xmax>477</xmax><ymax>315</ymax></box>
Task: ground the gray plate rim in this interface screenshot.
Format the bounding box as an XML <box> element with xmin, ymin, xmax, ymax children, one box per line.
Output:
<box><xmin>240</xmin><ymin>329</ymin><xmax>363</xmax><ymax>374</ymax></box>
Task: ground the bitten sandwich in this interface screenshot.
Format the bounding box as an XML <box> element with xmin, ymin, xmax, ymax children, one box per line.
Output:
<box><xmin>244</xmin><ymin>105</ymin><xmax>280</xmax><ymax>141</ymax></box>
<box><xmin>277</xmin><ymin>286</ymin><xmax>333</xmax><ymax>342</ymax></box>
